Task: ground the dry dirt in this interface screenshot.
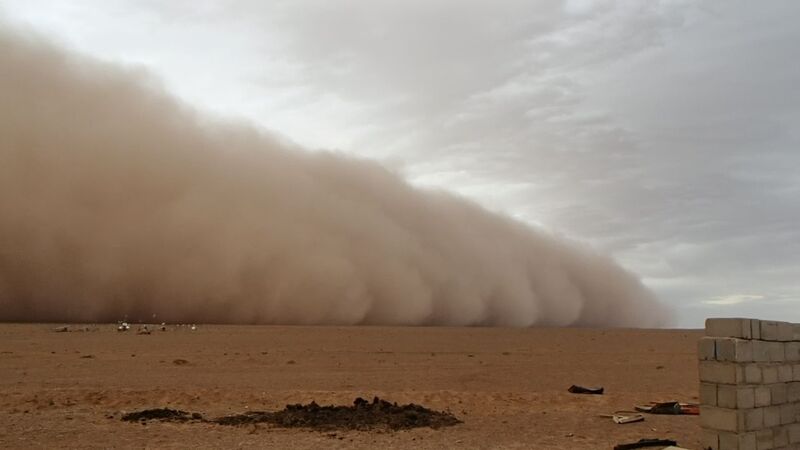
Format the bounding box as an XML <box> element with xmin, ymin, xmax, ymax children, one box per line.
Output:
<box><xmin>0</xmin><ymin>324</ymin><xmax>703</xmax><ymax>449</ymax></box>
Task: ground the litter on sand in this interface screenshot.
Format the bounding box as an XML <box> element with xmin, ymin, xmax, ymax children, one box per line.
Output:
<box><xmin>613</xmin><ymin>438</ymin><xmax>678</xmax><ymax>450</ymax></box>
<box><xmin>567</xmin><ymin>384</ymin><xmax>604</xmax><ymax>395</ymax></box>
<box><xmin>634</xmin><ymin>401</ymin><xmax>698</xmax><ymax>415</ymax></box>
<box><xmin>599</xmin><ymin>411</ymin><xmax>645</xmax><ymax>424</ymax></box>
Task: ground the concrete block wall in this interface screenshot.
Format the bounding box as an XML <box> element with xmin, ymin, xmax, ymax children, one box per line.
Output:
<box><xmin>700</xmin><ymin>318</ymin><xmax>800</xmax><ymax>450</ymax></box>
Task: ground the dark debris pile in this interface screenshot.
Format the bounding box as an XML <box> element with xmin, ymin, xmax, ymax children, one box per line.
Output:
<box><xmin>120</xmin><ymin>397</ymin><xmax>461</xmax><ymax>431</ymax></box>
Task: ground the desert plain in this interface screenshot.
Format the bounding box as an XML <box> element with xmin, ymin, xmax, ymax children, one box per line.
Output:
<box><xmin>0</xmin><ymin>324</ymin><xmax>703</xmax><ymax>449</ymax></box>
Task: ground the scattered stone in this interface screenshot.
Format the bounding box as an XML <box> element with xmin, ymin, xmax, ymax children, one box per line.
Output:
<box><xmin>172</xmin><ymin>359</ymin><xmax>189</xmax><ymax>366</ymax></box>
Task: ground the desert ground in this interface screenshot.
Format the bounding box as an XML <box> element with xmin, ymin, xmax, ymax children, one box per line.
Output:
<box><xmin>0</xmin><ymin>324</ymin><xmax>703</xmax><ymax>449</ymax></box>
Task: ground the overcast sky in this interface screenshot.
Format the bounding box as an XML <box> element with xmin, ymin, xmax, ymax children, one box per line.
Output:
<box><xmin>2</xmin><ymin>0</ymin><xmax>798</xmax><ymax>327</ymax></box>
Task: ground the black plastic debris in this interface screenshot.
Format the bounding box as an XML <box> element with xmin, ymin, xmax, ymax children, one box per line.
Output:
<box><xmin>567</xmin><ymin>385</ymin><xmax>604</xmax><ymax>395</ymax></box>
<box><xmin>613</xmin><ymin>438</ymin><xmax>678</xmax><ymax>450</ymax></box>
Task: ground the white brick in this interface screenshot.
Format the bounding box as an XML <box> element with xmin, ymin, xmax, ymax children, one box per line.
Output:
<box><xmin>717</xmin><ymin>338</ymin><xmax>755</xmax><ymax>362</ymax></box>
<box><xmin>701</xmin><ymin>361</ymin><xmax>744</xmax><ymax>384</ymax></box>
<box><xmin>790</xmin><ymin>423</ymin><xmax>800</xmax><ymax>444</ymax></box>
<box><xmin>755</xmin><ymin>386</ymin><xmax>771</xmax><ymax>407</ymax></box>
<box><xmin>762</xmin><ymin>320</ymin><xmax>780</xmax><ymax>341</ymax></box>
<box><xmin>719</xmin><ymin>431</ymin><xmax>757</xmax><ymax>450</ymax></box>
<box><xmin>701</xmin><ymin>382</ymin><xmax>718</xmax><ymax>406</ymax></box>
<box><xmin>700</xmin><ymin>337</ymin><xmax>718</xmax><ymax>360</ymax></box>
<box><xmin>707</xmin><ymin>318</ymin><xmax>753</xmax><ymax>339</ymax></box>
<box><xmin>774</xmin><ymin>425</ymin><xmax>789</xmax><ymax>448</ymax></box>
<box><xmin>701</xmin><ymin>405</ymin><xmax>740</xmax><ymax>432</ymax></box>
<box><xmin>780</xmin><ymin>403</ymin><xmax>796</xmax><ymax>425</ymax></box>
<box><xmin>763</xmin><ymin>366</ymin><xmax>779</xmax><ymax>384</ymax></box>
<box><xmin>746</xmin><ymin>364</ymin><xmax>763</xmax><ymax>383</ymax></box>
<box><xmin>764</xmin><ymin>405</ymin><xmax>781</xmax><ymax>427</ymax></box>
<box><xmin>786</xmin><ymin>342</ymin><xmax>800</xmax><ymax>362</ymax></box>
<box><xmin>779</xmin><ymin>364</ymin><xmax>794</xmax><ymax>382</ymax></box>
<box><xmin>777</xmin><ymin>321</ymin><xmax>794</xmax><ymax>341</ymax></box>
<box><xmin>789</xmin><ymin>382</ymin><xmax>800</xmax><ymax>402</ymax></box>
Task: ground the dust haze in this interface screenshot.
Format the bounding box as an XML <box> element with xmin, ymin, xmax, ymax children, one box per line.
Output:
<box><xmin>0</xmin><ymin>27</ymin><xmax>671</xmax><ymax>327</ymax></box>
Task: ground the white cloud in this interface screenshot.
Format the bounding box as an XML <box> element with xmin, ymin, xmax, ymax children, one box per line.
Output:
<box><xmin>703</xmin><ymin>294</ymin><xmax>765</xmax><ymax>306</ymax></box>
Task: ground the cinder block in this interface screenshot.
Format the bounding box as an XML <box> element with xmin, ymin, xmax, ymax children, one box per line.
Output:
<box><xmin>755</xmin><ymin>386</ymin><xmax>772</xmax><ymax>407</ymax></box>
<box><xmin>777</xmin><ymin>321</ymin><xmax>794</xmax><ymax>342</ymax></box>
<box><xmin>789</xmin><ymin>382</ymin><xmax>800</xmax><ymax>402</ymax></box>
<box><xmin>754</xmin><ymin>341</ymin><xmax>783</xmax><ymax>363</ymax></box>
<box><xmin>764</xmin><ymin>405</ymin><xmax>781</xmax><ymax>427</ymax></box>
<box><xmin>700</xmin><ymin>337</ymin><xmax>718</xmax><ymax>360</ymax></box>
<box><xmin>702</xmin><ymin>429</ymin><xmax>720</xmax><ymax>450</ymax></box>
<box><xmin>719</xmin><ymin>385</ymin><xmax>756</xmax><ymax>409</ymax></box>
<box><xmin>792</xmin><ymin>323</ymin><xmax>800</xmax><ymax>341</ymax></box>
<box><xmin>701</xmin><ymin>405</ymin><xmax>740</xmax><ymax>432</ymax></box>
<box><xmin>755</xmin><ymin>428</ymin><xmax>773</xmax><ymax>449</ymax></box>
<box><xmin>768</xmin><ymin>342</ymin><xmax>785</xmax><ymax>362</ymax></box>
<box><xmin>780</xmin><ymin>403</ymin><xmax>796</xmax><ymax>425</ymax></box>
<box><xmin>764</xmin><ymin>366</ymin><xmax>780</xmax><ymax>384</ymax></box>
<box><xmin>719</xmin><ymin>431</ymin><xmax>757</xmax><ymax>450</ymax></box>
<box><xmin>779</xmin><ymin>364</ymin><xmax>794</xmax><ymax>382</ymax></box>
<box><xmin>762</xmin><ymin>321</ymin><xmax>780</xmax><ymax>341</ymax></box>
<box><xmin>746</xmin><ymin>364</ymin><xmax>763</xmax><ymax>383</ymax></box>
<box><xmin>774</xmin><ymin>425</ymin><xmax>790</xmax><ymax>447</ymax></box>
<box><xmin>701</xmin><ymin>361</ymin><xmax>744</xmax><ymax>384</ymax></box>
<box><xmin>771</xmin><ymin>383</ymin><xmax>788</xmax><ymax>404</ymax></box>
<box><xmin>743</xmin><ymin>407</ymin><xmax>764</xmax><ymax>432</ymax></box>
<box><xmin>790</xmin><ymin>423</ymin><xmax>800</xmax><ymax>444</ymax></box>
<box><xmin>751</xmin><ymin>319</ymin><xmax>762</xmax><ymax>340</ymax></box>
<box><xmin>717</xmin><ymin>338</ymin><xmax>755</xmax><ymax>362</ymax></box>
<box><xmin>786</xmin><ymin>342</ymin><xmax>800</xmax><ymax>362</ymax></box>
<box><xmin>795</xmin><ymin>364</ymin><xmax>800</xmax><ymax>382</ymax></box>
<box><xmin>707</xmin><ymin>318</ymin><xmax>753</xmax><ymax>339</ymax></box>
<box><xmin>737</xmin><ymin>387</ymin><xmax>756</xmax><ymax>409</ymax></box>
<box><xmin>701</xmin><ymin>382</ymin><xmax>719</xmax><ymax>406</ymax></box>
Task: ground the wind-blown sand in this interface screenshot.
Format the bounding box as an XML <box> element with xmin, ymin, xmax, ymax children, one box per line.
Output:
<box><xmin>0</xmin><ymin>325</ymin><xmax>701</xmax><ymax>449</ymax></box>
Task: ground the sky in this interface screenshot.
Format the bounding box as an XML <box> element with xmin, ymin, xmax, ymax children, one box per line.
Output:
<box><xmin>1</xmin><ymin>0</ymin><xmax>798</xmax><ymax>327</ymax></box>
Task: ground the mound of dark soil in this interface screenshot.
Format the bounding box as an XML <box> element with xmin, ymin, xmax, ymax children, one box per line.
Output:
<box><xmin>120</xmin><ymin>398</ymin><xmax>460</xmax><ymax>431</ymax></box>
<box><xmin>214</xmin><ymin>397</ymin><xmax>461</xmax><ymax>430</ymax></box>
<box><xmin>121</xmin><ymin>408</ymin><xmax>203</xmax><ymax>423</ymax></box>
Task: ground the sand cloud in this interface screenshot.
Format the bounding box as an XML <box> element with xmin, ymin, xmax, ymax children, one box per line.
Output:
<box><xmin>0</xmin><ymin>27</ymin><xmax>670</xmax><ymax>326</ymax></box>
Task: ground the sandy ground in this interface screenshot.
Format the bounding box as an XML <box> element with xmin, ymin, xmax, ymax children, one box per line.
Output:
<box><xmin>0</xmin><ymin>324</ymin><xmax>703</xmax><ymax>449</ymax></box>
